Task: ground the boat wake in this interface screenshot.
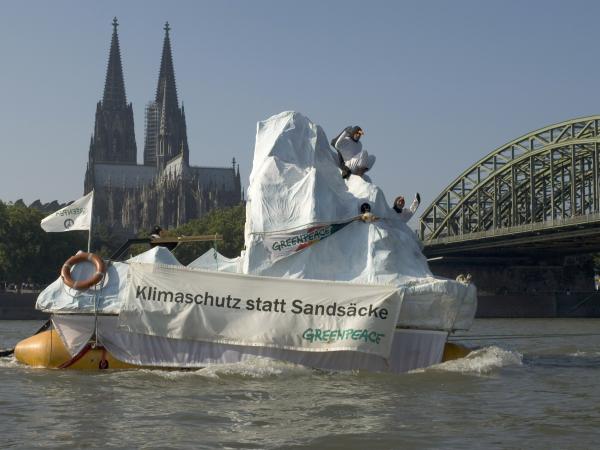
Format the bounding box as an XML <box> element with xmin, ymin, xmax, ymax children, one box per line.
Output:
<box><xmin>525</xmin><ymin>350</ymin><xmax>600</xmax><ymax>368</ymax></box>
<box><xmin>137</xmin><ymin>346</ymin><xmax>524</xmax><ymax>379</ymax></box>
<box><xmin>3</xmin><ymin>346</ymin><xmax>525</xmax><ymax>377</ymax></box>
<box><xmin>121</xmin><ymin>357</ymin><xmax>314</xmax><ymax>380</ymax></box>
<box><xmin>425</xmin><ymin>346</ymin><xmax>523</xmax><ymax>375</ymax></box>
<box><xmin>567</xmin><ymin>350</ymin><xmax>600</xmax><ymax>357</ymax></box>
<box><xmin>0</xmin><ymin>355</ymin><xmax>20</xmax><ymax>368</ymax></box>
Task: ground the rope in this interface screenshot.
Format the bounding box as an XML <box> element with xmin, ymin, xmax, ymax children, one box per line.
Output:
<box><xmin>250</xmin><ymin>215</ymin><xmax>364</xmax><ymax>236</ymax></box>
<box><xmin>91</xmin><ymin>260</ymin><xmax>110</xmax><ymax>349</ymax></box>
<box><xmin>449</xmin><ymin>332</ymin><xmax>600</xmax><ymax>341</ymax></box>
<box><xmin>213</xmin><ymin>233</ymin><xmax>219</xmax><ymax>271</ymax></box>
<box><xmin>249</xmin><ymin>214</ymin><xmax>386</xmax><ymax>252</ymax></box>
<box><xmin>49</xmin><ymin>319</ymin><xmax>53</xmax><ymax>367</ymax></box>
<box><xmin>91</xmin><ymin>260</ymin><xmax>109</xmax><ymax>349</ymax></box>
<box><xmin>93</xmin><ymin>282</ymin><xmax>99</xmax><ymax>348</ymax></box>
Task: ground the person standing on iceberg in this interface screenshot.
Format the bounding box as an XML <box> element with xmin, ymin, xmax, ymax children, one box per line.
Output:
<box><xmin>331</xmin><ymin>126</ymin><xmax>376</xmax><ymax>178</ymax></box>
<box><xmin>393</xmin><ymin>193</ymin><xmax>421</xmax><ymax>222</ymax></box>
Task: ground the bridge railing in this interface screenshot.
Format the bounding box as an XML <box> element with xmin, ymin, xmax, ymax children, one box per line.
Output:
<box><xmin>424</xmin><ymin>212</ymin><xmax>600</xmax><ymax>246</ymax></box>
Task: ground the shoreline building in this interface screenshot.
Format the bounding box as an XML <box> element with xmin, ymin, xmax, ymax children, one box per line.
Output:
<box><xmin>84</xmin><ymin>19</ymin><xmax>241</xmax><ymax>235</ymax></box>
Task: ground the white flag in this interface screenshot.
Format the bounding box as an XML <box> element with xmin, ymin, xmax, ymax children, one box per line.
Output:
<box><xmin>41</xmin><ymin>191</ymin><xmax>94</xmax><ymax>232</ymax></box>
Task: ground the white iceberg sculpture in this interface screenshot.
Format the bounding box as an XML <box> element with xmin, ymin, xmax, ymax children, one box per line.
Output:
<box><xmin>235</xmin><ymin>111</ymin><xmax>476</xmax><ymax>331</ymax></box>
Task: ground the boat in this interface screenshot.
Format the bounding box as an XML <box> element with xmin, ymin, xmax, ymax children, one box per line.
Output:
<box><xmin>13</xmin><ymin>112</ymin><xmax>477</xmax><ymax>373</ymax></box>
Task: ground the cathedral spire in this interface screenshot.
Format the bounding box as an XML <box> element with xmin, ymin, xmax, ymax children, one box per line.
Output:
<box><xmin>102</xmin><ymin>17</ymin><xmax>127</xmax><ymax>110</ymax></box>
<box><xmin>85</xmin><ymin>16</ymin><xmax>136</xmax><ymax>177</ymax></box>
<box><xmin>155</xmin><ymin>21</ymin><xmax>179</xmax><ymax>111</ymax></box>
<box><xmin>159</xmin><ymin>83</ymin><xmax>168</xmax><ymax>137</ymax></box>
<box><xmin>157</xmin><ymin>83</ymin><xmax>169</xmax><ymax>170</ymax></box>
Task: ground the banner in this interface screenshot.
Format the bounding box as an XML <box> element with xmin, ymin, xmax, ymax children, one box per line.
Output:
<box><xmin>119</xmin><ymin>263</ymin><xmax>403</xmax><ymax>358</ymax></box>
<box><xmin>41</xmin><ymin>191</ymin><xmax>94</xmax><ymax>232</ymax></box>
<box><xmin>258</xmin><ymin>220</ymin><xmax>355</xmax><ymax>262</ymax></box>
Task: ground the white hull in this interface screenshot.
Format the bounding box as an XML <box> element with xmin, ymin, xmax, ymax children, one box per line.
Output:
<box><xmin>51</xmin><ymin>314</ymin><xmax>447</xmax><ymax>374</ymax></box>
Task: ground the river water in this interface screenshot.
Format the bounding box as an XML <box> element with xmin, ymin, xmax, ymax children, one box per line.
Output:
<box><xmin>1</xmin><ymin>319</ymin><xmax>599</xmax><ymax>449</ymax></box>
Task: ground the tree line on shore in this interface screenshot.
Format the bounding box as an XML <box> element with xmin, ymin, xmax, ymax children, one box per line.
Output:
<box><xmin>0</xmin><ymin>200</ymin><xmax>245</xmax><ymax>287</ymax></box>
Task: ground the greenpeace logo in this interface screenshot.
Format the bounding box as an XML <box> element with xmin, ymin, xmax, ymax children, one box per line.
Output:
<box><xmin>271</xmin><ymin>226</ymin><xmax>331</xmax><ymax>251</ymax></box>
<box><xmin>55</xmin><ymin>207</ymin><xmax>86</xmax><ymax>217</ymax></box>
<box><xmin>302</xmin><ymin>328</ymin><xmax>385</xmax><ymax>344</ymax></box>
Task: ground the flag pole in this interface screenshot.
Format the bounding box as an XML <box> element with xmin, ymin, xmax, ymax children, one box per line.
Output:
<box><xmin>87</xmin><ymin>190</ymin><xmax>94</xmax><ymax>253</ymax></box>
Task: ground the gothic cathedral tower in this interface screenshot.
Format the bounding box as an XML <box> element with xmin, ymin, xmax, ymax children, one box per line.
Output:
<box><xmin>84</xmin><ymin>18</ymin><xmax>137</xmax><ymax>193</ymax></box>
<box><xmin>143</xmin><ymin>22</ymin><xmax>189</xmax><ymax>169</ymax></box>
<box><xmin>83</xmin><ymin>19</ymin><xmax>242</xmax><ymax>236</ymax></box>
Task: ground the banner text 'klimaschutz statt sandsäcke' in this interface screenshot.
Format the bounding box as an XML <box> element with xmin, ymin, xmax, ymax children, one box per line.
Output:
<box><xmin>119</xmin><ymin>263</ymin><xmax>403</xmax><ymax>358</ymax></box>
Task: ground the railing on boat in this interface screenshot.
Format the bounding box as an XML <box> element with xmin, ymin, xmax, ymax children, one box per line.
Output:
<box><xmin>110</xmin><ymin>234</ymin><xmax>223</xmax><ymax>260</ymax></box>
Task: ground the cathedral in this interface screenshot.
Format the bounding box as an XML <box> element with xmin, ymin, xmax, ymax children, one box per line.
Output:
<box><xmin>84</xmin><ymin>19</ymin><xmax>242</xmax><ymax>236</ymax></box>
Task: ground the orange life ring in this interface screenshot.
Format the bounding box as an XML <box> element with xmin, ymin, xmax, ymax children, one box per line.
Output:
<box><xmin>61</xmin><ymin>252</ymin><xmax>106</xmax><ymax>290</ymax></box>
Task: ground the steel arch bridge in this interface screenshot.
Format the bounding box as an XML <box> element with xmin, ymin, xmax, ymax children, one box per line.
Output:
<box><xmin>420</xmin><ymin>115</ymin><xmax>600</xmax><ymax>251</ymax></box>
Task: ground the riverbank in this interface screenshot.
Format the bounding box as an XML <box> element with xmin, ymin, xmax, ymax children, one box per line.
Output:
<box><xmin>0</xmin><ymin>293</ymin><xmax>49</xmax><ymax>320</ymax></box>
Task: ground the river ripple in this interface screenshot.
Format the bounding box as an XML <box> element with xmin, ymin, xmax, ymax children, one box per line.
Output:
<box><xmin>1</xmin><ymin>319</ymin><xmax>599</xmax><ymax>449</ymax></box>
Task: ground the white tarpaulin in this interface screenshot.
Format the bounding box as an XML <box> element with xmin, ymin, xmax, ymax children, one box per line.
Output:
<box><xmin>49</xmin><ymin>314</ymin><xmax>447</xmax><ymax>373</ymax></box>
<box><xmin>41</xmin><ymin>191</ymin><xmax>94</xmax><ymax>232</ymax></box>
<box><xmin>36</xmin><ymin>247</ymin><xmax>182</xmax><ymax>314</ymax></box>
<box><xmin>99</xmin><ymin>316</ymin><xmax>446</xmax><ymax>373</ymax></box>
<box><xmin>187</xmin><ymin>249</ymin><xmax>240</xmax><ymax>272</ymax></box>
<box><xmin>256</xmin><ymin>219</ymin><xmax>357</xmax><ymax>263</ymax></box>
<box><xmin>52</xmin><ymin>315</ymin><xmax>95</xmax><ymax>357</ymax></box>
<box><xmin>52</xmin><ymin>314</ymin><xmax>447</xmax><ymax>373</ymax></box>
<box><xmin>118</xmin><ymin>263</ymin><xmax>402</xmax><ymax>358</ymax></box>
<box><xmin>241</xmin><ymin>111</ymin><xmax>477</xmax><ymax>330</ymax></box>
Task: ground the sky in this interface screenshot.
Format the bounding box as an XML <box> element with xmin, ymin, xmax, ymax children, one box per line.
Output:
<box><xmin>1</xmin><ymin>0</ymin><xmax>600</xmax><ymax>224</ymax></box>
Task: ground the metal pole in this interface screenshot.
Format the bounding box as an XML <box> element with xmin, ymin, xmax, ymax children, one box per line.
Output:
<box><xmin>571</xmin><ymin>144</ymin><xmax>576</xmax><ymax>217</ymax></box>
<box><xmin>511</xmin><ymin>165</ymin><xmax>517</xmax><ymax>226</ymax></box>
<box><xmin>493</xmin><ymin>176</ymin><xmax>498</xmax><ymax>229</ymax></box>
<box><xmin>530</xmin><ymin>156</ymin><xmax>535</xmax><ymax>223</ymax></box>
<box><xmin>562</xmin><ymin>155</ymin><xmax>566</xmax><ymax>219</ymax></box>
<box><xmin>477</xmin><ymin>188</ymin><xmax>481</xmax><ymax>232</ymax></box>
<box><xmin>550</xmin><ymin>149</ymin><xmax>555</xmax><ymax>219</ymax></box>
<box><xmin>579</xmin><ymin>150</ymin><xmax>584</xmax><ymax>214</ymax></box>
<box><xmin>87</xmin><ymin>189</ymin><xmax>94</xmax><ymax>253</ymax></box>
<box><xmin>594</xmin><ymin>143</ymin><xmax>599</xmax><ymax>213</ymax></box>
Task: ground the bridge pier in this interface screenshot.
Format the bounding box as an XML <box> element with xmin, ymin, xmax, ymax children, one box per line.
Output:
<box><xmin>429</xmin><ymin>255</ymin><xmax>600</xmax><ymax>317</ymax></box>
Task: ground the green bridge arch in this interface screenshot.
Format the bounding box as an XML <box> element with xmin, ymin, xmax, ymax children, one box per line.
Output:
<box><xmin>420</xmin><ymin>115</ymin><xmax>600</xmax><ymax>243</ymax></box>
